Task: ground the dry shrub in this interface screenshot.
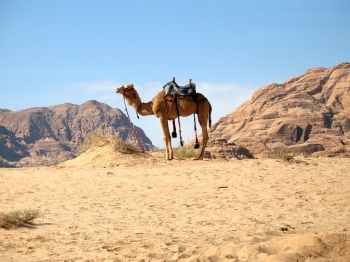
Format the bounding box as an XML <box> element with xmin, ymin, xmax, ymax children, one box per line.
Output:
<box><xmin>79</xmin><ymin>129</ymin><xmax>109</xmax><ymax>153</ymax></box>
<box><xmin>153</xmin><ymin>144</ymin><xmax>200</xmax><ymax>159</ymax></box>
<box><xmin>281</xmin><ymin>154</ymin><xmax>295</xmax><ymax>162</ymax></box>
<box><xmin>110</xmin><ymin>133</ymin><xmax>141</xmax><ymax>154</ymax></box>
<box><xmin>0</xmin><ymin>209</ymin><xmax>40</xmax><ymax>229</ymax></box>
<box><xmin>173</xmin><ymin>146</ymin><xmax>200</xmax><ymax>159</ymax></box>
<box><xmin>79</xmin><ymin>130</ymin><xmax>141</xmax><ymax>154</ymax></box>
<box><xmin>279</xmin><ymin>153</ymin><xmax>301</xmax><ymax>164</ymax></box>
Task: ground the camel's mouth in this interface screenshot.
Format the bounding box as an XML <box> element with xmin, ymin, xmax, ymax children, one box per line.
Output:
<box><xmin>116</xmin><ymin>86</ymin><xmax>124</xmax><ymax>94</ymax></box>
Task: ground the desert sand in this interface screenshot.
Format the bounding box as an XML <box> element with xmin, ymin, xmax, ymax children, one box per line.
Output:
<box><xmin>0</xmin><ymin>146</ymin><xmax>349</xmax><ymax>261</ymax></box>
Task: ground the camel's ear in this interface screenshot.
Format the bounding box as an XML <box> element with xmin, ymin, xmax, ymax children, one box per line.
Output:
<box><xmin>125</xmin><ymin>83</ymin><xmax>134</xmax><ymax>89</ymax></box>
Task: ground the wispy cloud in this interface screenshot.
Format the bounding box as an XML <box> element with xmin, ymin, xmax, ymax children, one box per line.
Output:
<box><xmin>195</xmin><ymin>82</ymin><xmax>256</xmax><ymax>122</ymax></box>
<box><xmin>70</xmin><ymin>80</ymin><xmax>122</xmax><ymax>104</ymax></box>
<box><xmin>69</xmin><ymin>80</ymin><xmax>258</xmax><ymax>147</ymax></box>
<box><xmin>71</xmin><ymin>80</ymin><xmax>257</xmax><ymax>120</ymax></box>
<box><xmin>73</xmin><ymin>80</ymin><xmax>118</xmax><ymax>93</ymax></box>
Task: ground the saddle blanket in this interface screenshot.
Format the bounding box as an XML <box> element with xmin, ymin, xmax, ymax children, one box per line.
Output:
<box><xmin>163</xmin><ymin>81</ymin><xmax>196</xmax><ymax>96</ymax></box>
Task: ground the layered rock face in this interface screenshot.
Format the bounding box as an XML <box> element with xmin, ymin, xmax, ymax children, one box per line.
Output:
<box><xmin>210</xmin><ymin>62</ymin><xmax>350</xmax><ymax>158</ymax></box>
<box><xmin>0</xmin><ymin>100</ymin><xmax>153</xmax><ymax>167</ymax></box>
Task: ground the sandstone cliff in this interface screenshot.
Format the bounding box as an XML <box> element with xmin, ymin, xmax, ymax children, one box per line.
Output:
<box><xmin>209</xmin><ymin>62</ymin><xmax>350</xmax><ymax>158</ymax></box>
<box><xmin>0</xmin><ymin>100</ymin><xmax>153</xmax><ymax>167</ymax></box>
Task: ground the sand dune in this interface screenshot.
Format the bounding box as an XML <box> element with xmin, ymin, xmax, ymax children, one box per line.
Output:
<box><xmin>0</xmin><ymin>146</ymin><xmax>349</xmax><ymax>261</ymax></box>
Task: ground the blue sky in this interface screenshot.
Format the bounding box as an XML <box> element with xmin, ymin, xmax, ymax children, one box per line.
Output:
<box><xmin>1</xmin><ymin>0</ymin><xmax>349</xmax><ymax>148</ymax></box>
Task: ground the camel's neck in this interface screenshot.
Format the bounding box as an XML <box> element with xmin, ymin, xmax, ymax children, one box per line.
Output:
<box><xmin>124</xmin><ymin>91</ymin><xmax>154</xmax><ymax>116</ymax></box>
<box><xmin>137</xmin><ymin>101</ymin><xmax>154</xmax><ymax>116</ymax></box>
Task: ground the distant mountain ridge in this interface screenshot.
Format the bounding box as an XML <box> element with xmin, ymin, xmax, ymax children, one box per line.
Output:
<box><xmin>0</xmin><ymin>100</ymin><xmax>153</xmax><ymax>167</ymax></box>
<box><xmin>208</xmin><ymin>62</ymin><xmax>350</xmax><ymax>158</ymax></box>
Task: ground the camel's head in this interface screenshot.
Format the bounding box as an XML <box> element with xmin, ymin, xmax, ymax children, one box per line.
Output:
<box><xmin>116</xmin><ymin>83</ymin><xmax>134</xmax><ymax>95</ymax></box>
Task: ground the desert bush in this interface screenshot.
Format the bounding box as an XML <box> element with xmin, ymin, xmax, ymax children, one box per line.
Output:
<box><xmin>110</xmin><ymin>133</ymin><xmax>141</xmax><ymax>154</ymax></box>
<box><xmin>173</xmin><ymin>146</ymin><xmax>200</xmax><ymax>159</ymax></box>
<box><xmin>278</xmin><ymin>153</ymin><xmax>301</xmax><ymax>164</ymax></box>
<box><xmin>79</xmin><ymin>130</ymin><xmax>141</xmax><ymax>154</ymax></box>
<box><xmin>153</xmin><ymin>144</ymin><xmax>200</xmax><ymax>159</ymax></box>
<box><xmin>0</xmin><ymin>209</ymin><xmax>40</xmax><ymax>229</ymax></box>
<box><xmin>281</xmin><ymin>154</ymin><xmax>295</xmax><ymax>162</ymax></box>
<box><xmin>79</xmin><ymin>129</ymin><xmax>110</xmax><ymax>153</ymax></box>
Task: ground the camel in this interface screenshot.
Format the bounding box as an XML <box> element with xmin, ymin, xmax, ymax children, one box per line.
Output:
<box><xmin>116</xmin><ymin>83</ymin><xmax>212</xmax><ymax>160</ymax></box>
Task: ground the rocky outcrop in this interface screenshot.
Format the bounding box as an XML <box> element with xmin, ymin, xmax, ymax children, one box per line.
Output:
<box><xmin>0</xmin><ymin>100</ymin><xmax>153</xmax><ymax>167</ymax></box>
<box><xmin>209</xmin><ymin>62</ymin><xmax>350</xmax><ymax>158</ymax></box>
<box><xmin>0</xmin><ymin>125</ymin><xmax>30</xmax><ymax>167</ymax></box>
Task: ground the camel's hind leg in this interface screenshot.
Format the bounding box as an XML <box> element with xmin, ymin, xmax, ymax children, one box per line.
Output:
<box><xmin>159</xmin><ymin>117</ymin><xmax>173</xmax><ymax>160</ymax></box>
<box><xmin>197</xmin><ymin>113</ymin><xmax>209</xmax><ymax>160</ymax></box>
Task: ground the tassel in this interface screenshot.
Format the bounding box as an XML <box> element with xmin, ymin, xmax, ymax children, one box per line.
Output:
<box><xmin>194</xmin><ymin>136</ymin><xmax>200</xmax><ymax>149</ymax></box>
<box><xmin>172</xmin><ymin>120</ymin><xmax>177</xmax><ymax>138</ymax></box>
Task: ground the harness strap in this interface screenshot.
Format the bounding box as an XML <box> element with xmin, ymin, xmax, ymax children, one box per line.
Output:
<box><xmin>174</xmin><ymin>94</ymin><xmax>184</xmax><ymax>146</ymax></box>
<box><xmin>172</xmin><ymin>120</ymin><xmax>177</xmax><ymax>138</ymax></box>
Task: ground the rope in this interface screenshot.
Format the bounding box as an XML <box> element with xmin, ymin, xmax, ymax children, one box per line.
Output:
<box><xmin>123</xmin><ymin>96</ymin><xmax>145</xmax><ymax>153</ymax></box>
<box><xmin>178</xmin><ymin>116</ymin><xmax>184</xmax><ymax>146</ymax></box>
<box><xmin>174</xmin><ymin>94</ymin><xmax>184</xmax><ymax>146</ymax></box>
<box><xmin>194</xmin><ymin>114</ymin><xmax>200</xmax><ymax>149</ymax></box>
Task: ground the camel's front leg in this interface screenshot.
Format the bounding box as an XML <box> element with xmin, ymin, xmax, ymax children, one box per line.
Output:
<box><xmin>159</xmin><ymin>118</ymin><xmax>173</xmax><ymax>160</ymax></box>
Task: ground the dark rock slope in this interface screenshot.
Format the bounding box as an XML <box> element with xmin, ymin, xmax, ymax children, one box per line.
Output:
<box><xmin>0</xmin><ymin>100</ymin><xmax>153</xmax><ymax>167</ymax></box>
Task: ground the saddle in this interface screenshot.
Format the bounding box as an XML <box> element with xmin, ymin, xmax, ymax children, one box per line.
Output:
<box><xmin>163</xmin><ymin>79</ymin><xmax>196</xmax><ymax>96</ymax></box>
<box><xmin>162</xmin><ymin>78</ymin><xmax>200</xmax><ymax>148</ymax></box>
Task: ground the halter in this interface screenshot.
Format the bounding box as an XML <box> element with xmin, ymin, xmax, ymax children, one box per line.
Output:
<box><xmin>120</xmin><ymin>84</ymin><xmax>135</xmax><ymax>94</ymax></box>
<box><xmin>120</xmin><ymin>85</ymin><xmax>141</xmax><ymax>117</ymax></box>
<box><xmin>120</xmin><ymin>86</ymin><xmax>145</xmax><ymax>153</ymax></box>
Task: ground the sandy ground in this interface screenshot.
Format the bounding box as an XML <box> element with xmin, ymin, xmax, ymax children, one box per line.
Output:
<box><xmin>0</xmin><ymin>146</ymin><xmax>350</xmax><ymax>261</ymax></box>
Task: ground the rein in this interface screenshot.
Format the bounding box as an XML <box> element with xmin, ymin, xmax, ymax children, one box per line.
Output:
<box><xmin>122</xmin><ymin>95</ymin><xmax>145</xmax><ymax>153</ymax></box>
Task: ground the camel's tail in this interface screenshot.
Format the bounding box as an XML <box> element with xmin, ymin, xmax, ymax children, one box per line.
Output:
<box><xmin>208</xmin><ymin>102</ymin><xmax>212</xmax><ymax>128</ymax></box>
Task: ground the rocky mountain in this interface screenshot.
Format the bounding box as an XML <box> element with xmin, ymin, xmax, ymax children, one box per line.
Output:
<box><xmin>0</xmin><ymin>100</ymin><xmax>153</xmax><ymax>167</ymax></box>
<box><xmin>208</xmin><ymin>62</ymin><xmax>350</xmax><ymax>158</ymax></box>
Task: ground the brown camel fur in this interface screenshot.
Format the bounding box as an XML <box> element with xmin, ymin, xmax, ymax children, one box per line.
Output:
<box><xmin>116</xmin><ymin>84</ymin><xmax>212</xmax><ymax>160</ymax></box>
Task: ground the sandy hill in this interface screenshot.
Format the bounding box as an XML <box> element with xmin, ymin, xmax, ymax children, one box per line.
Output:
<box><xmin>208</xmin><ymin>62</ymin><xmax>350</xmax><ymax>158</ymax></box>
<box><xmin>59</xmin><ymin>144</ymin><xmax>155</xmax><ymax>168</ymax></box>
<box><xmin>0</xmin><ymin>100</ymin><xmax>153</xmax><ymax>167</ymax></box>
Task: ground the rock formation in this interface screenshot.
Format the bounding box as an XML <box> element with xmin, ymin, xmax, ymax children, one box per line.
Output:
<box><xmin>0</xmin><ymin>100</ymin><xmax>153</xmax><ymax>167</ymax></box>
<box><xmin>209</xmin><ymin>62</ymin><xmax>350</xmax><ymax>158</ymax></box>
